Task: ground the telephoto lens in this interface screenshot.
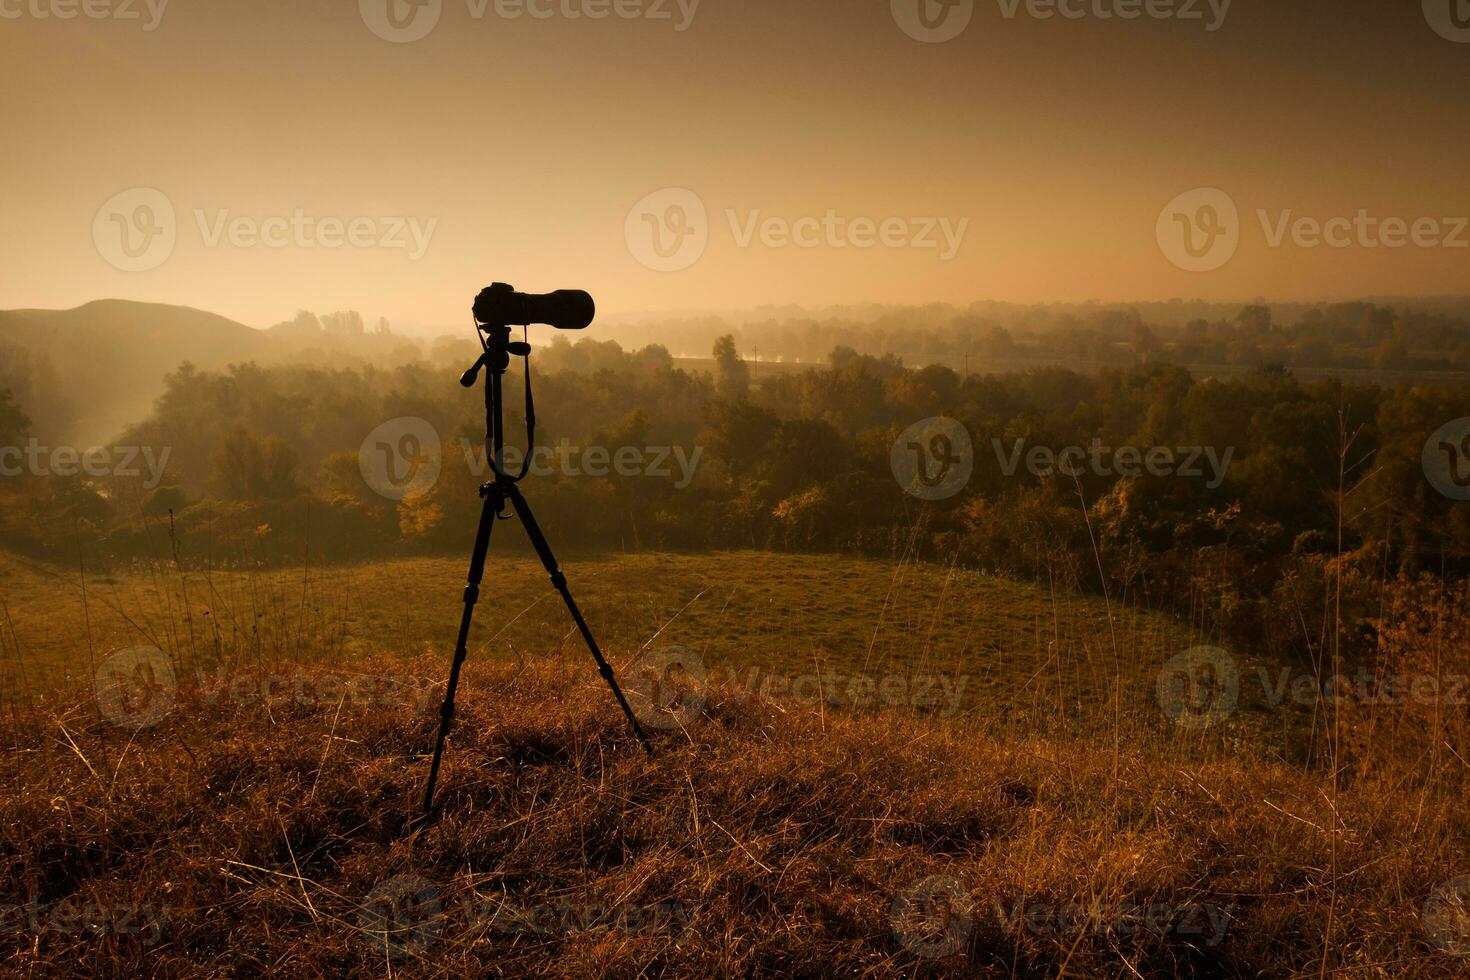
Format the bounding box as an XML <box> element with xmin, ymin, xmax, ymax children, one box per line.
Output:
<box><xmin>473</xmin><ymin>283</ymin><xmax>595</xmax><ymax>330</ymax></box>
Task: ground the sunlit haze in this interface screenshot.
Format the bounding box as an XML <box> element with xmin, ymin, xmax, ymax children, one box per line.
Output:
<box><xmin>4</xmin><ymin>0</ymin><xmax>1469</xmax><ymax>330</ymax></box>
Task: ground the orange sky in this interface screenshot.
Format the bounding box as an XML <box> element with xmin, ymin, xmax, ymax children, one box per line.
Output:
<box><xmin>2</xmin><ymin>0</ymin><xmax>1468</xmax><ymax>331</ymax></box>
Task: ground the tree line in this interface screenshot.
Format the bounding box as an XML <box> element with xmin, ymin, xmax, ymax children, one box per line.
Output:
<box><xmin>0</xmin><ymin>333</ymin><xmax>1466</xmax><ymax>652</ymax></box>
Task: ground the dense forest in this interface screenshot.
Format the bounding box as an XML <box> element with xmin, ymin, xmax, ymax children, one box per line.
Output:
<box><xmin>2</xmin><ymin>312</ymin><xmax>1467</xmax><ymax>657</ymax></box>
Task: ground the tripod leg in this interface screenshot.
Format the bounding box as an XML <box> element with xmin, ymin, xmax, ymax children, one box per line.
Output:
<box><xmin>423</xmin><ymin>485</ymin><xmax>502</xmax><ymax>814</ymax></box>
<box><xmin>505</xmin><ymin>483</ymin><xmax>653</xmax><ymax>754</ymax></box>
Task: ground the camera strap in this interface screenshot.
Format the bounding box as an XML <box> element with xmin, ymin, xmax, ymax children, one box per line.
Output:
<box><xmin>515</xmin><ymin>325</ymin><xmax>536</xmax><ymax>482</ymax></box>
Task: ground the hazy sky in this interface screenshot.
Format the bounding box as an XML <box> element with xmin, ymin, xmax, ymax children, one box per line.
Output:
<box><xmin>3</xmin><ymin>0</ymin><xmax>1469</xmax><ymax>330</ymax></box>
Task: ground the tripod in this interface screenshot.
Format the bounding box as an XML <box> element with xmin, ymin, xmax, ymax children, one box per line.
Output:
<box><xmin>421</xmin><ymin>320</ymin><xmax>652</xmax><ymax>815</ymax></box>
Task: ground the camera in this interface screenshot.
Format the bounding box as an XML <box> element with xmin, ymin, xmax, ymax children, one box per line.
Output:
<box><xmin>473</xmin><ymin>283</ymin><xmax>595</xmax><ymax>330</ymax></box>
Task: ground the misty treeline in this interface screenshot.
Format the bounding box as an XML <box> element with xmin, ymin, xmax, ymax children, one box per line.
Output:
<box><xmin>1</xmin><ymin>329</ymin><xmax>1468</xmax><ymax>652</ymax></box>
<box><xmin>0</xmin><ymin>303</ymin><xmax>420</xmax><ymax>447</ymax></box>
<box><xmin>7</xmin><ymin>298</ymin><xmax>1469</xmax><ymax>450</ymax></box>
<box><xmin>617</xmin><ymin>300</ymin><xmax>1470</xmax><ymax>376</ymax></box>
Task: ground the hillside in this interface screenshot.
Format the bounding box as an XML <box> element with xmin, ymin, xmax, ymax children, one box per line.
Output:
<box><xmin>4</xmin><ymin>655</ymin><xmax>1465</xmax><ymax>976</ymax></box>
<box><xmin>2</xmin><ymin>551</ymin><xmax>1466</xmax><ymax>975</ymax></box>
<box><xmin>0</xmin><ymin>300</ymin><xmax>266</xmax><ymax>445</ymax></box>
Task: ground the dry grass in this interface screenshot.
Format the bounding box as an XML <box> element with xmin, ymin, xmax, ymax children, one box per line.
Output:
<box><xmin>1</xmin><ymin>650</ymin><xmax>1467</xmax><ymax>978</ymax></box>
<box><xmin>2</xmin><ymin>550</ymin><xmax>1467</xmax><ymax>976</ymax></box>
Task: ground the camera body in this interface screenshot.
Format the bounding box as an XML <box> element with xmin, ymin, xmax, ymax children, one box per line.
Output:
<box><xmin>473</xmin><ymin>283</ymin><xmax>595</xmax><ymax>330</ymax></box>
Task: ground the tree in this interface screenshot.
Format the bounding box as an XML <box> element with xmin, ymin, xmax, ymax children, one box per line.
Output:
<box><xmin>1373</xmin><ymin>338</ymin><xmax>1410</xmax><ymax>371</ymax></box>
<box><xmin>705</xmin><ymin>400</ymin><xmax>778</xmax><ymax>478</ymax></box>
<box><xmin>0</xmin><ymin>389</ymin><xmax>30</xmax><ymax>447</ymax></box>
<box><xmin>210</xmin><ymin>429</ymin><xmax>301</xmax><ymax>501</ymax></box>
<box><xmin>763</xmin><ymin>418</ymin><xmax>847</xmax><ymax>497</ymax></box>
<box><xmin>1237</xmin><ymin>304</ymin><xmax>1273</xmax><ymax>335</ymax></box>
<box><xmin>713</xmin><ymin>335</ymin><xmax>750</xmax><ymax>401</ymax></box>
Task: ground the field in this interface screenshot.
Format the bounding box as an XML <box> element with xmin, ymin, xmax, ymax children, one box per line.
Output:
<box><xmin>1</xmin><ymin>550</ymin><xmax>1467</xmax><ymax>976</ymax></box>
<box><xmin>1</xmin><ymin>549</ymin><xmax>1279</xmax><ymax>743</ymax></box>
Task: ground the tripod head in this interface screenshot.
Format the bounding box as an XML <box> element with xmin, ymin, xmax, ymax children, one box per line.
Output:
<box><xmin>459</xmin><ymin>328</ymin><xmax>530</xmax><ymax>388</ymax></box>
<box><xmin>459</xmin><ymin>283</ymin><xmax>598</xmax><ymax>485</ymax></box>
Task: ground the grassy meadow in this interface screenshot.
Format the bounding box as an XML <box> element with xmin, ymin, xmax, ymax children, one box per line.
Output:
<box><xmin>1</xmin><ymin>548</ymin><xmax>1277</xmax><ymax>743</ymax></box>
<box><xmin>3</xmin><ymin>548</ymin><xmax>1467</xmax><ymax>976</ymax></box>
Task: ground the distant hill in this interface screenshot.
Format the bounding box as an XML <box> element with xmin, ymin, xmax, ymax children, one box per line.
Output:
<box><xmin>0</xmin><ymin>300</ymin><xmax>268</xmax><ymax>446</ymax></box>
<box><xmin>0</xmin><ymin>301</ymin><xmax>436</xmax><ymax>446</ymax></box>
